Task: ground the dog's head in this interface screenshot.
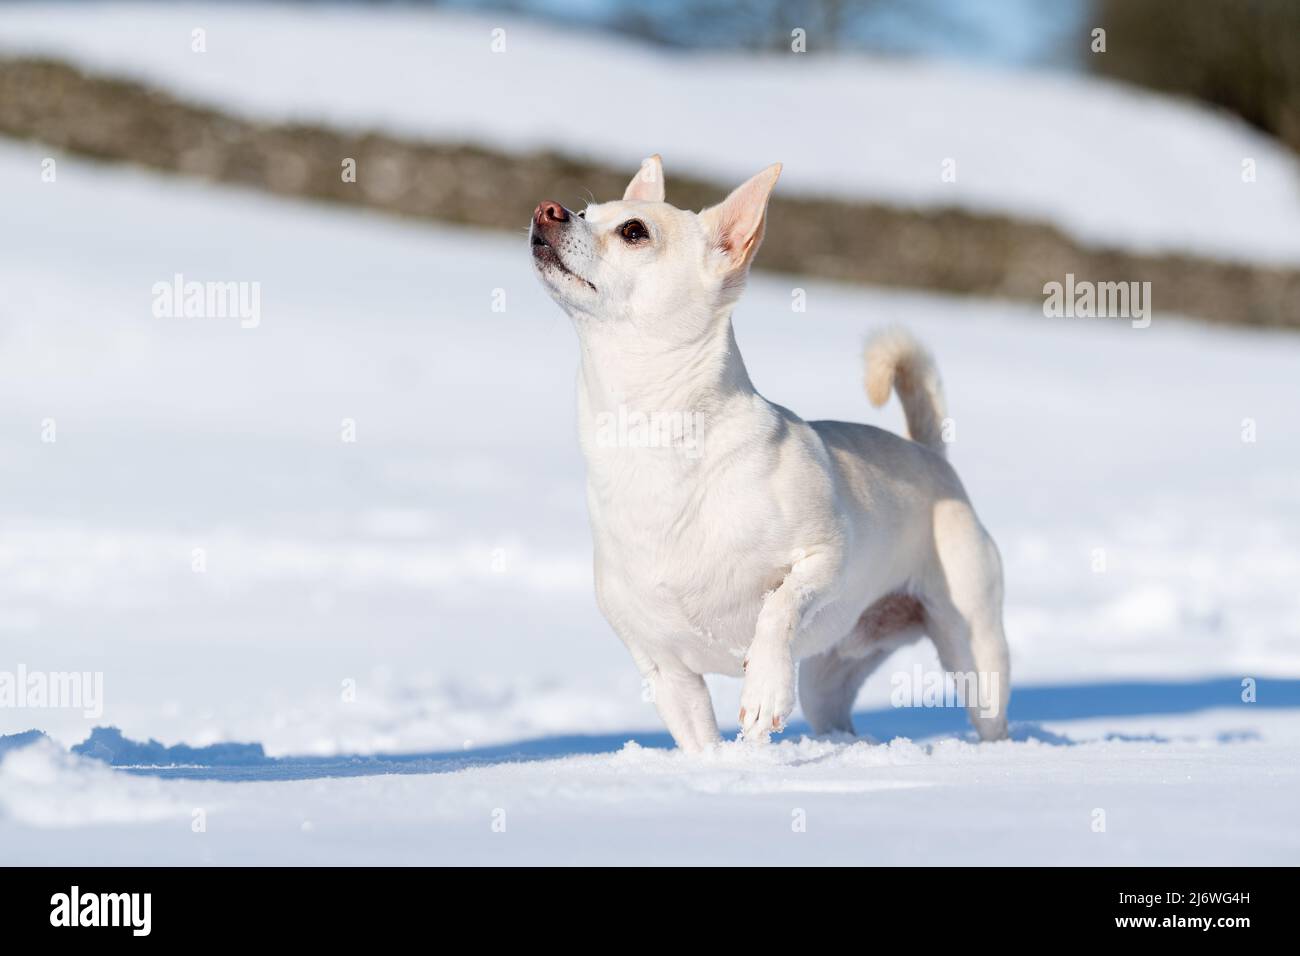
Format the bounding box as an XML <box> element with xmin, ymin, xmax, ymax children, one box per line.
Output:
<box><xmin>530</xmin><ymin>155</ymin><xmax>781</xmax><ymax>338</ymax></box>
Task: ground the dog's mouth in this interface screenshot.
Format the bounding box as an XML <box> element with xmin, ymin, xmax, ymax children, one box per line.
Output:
<box><xmin>531</xmin><ymin>232</ymin><xmax>596</xmax><ymax>292</ymax></box>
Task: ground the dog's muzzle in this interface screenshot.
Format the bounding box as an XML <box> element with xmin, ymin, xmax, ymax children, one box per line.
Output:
<box><xmin>529</xmin><ymin>200</ymin><xmax>596</xmax><ymax>291</ymax></box>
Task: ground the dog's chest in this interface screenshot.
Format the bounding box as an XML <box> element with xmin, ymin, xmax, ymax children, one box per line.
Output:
<box><xmin>586</xmin><ymin>451</ymin><xmax>787</xmax><ymax>666</ymax></box>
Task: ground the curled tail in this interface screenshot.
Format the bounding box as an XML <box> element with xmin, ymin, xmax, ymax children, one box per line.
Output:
<box><xmin>863</xmin><ymin>327</ymin><xmax>948</xmax><ymax>456</ymax></box>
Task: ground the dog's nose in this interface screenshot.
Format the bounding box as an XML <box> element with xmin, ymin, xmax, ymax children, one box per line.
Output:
<box><xmin>534</xmin><ymin>200</ymin><xmax>569</xmax><ymax>225</ymax></box>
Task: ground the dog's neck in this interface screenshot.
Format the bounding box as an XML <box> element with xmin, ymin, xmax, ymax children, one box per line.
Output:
<box><xmin>574</xmin><ymin>313</ymin><xmax>756</xmax><ymax>424</ymax></box>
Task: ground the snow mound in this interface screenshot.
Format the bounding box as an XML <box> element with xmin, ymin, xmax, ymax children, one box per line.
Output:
<box><xmin>0</xmin><ymin>737</ymin><xmax>193</xmax><ymax>827</ymax></box>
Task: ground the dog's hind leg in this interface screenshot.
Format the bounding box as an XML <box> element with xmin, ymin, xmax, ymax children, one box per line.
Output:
<box><xmin>923</xmin><ymin>501</ymin><xmax>1011</xmax><ymax>741</ymax></box>
<box><xmin>799</xmin><ymin>648</ymin><xmax>885</xmax><ymax>735</ymax></box>
<box><xmin>799</xmin><ymin>593</ymin><xmax>926</xmax><ymax>735</ymax></box>
<box><xmin>924</xmin><ymin>605</ymin><xmax>1009</xmax><ymax>741</ymax></box>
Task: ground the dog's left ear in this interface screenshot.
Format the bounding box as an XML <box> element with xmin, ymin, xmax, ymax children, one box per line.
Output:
<box><xmin>699</xmin><ymin>163</ymin><xmax>782</xmax><ymax>275</ymax></box>
<box><xmin>623</xmin><ymin>154</ymin><xmax>665</xmax><ymax>202</ymax></box>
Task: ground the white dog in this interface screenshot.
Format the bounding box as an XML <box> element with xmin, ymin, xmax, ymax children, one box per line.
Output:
<box><xmin>530</xmin><ymin>155</ymin><xmax>1009</xmax><ymax>751</ymax></box>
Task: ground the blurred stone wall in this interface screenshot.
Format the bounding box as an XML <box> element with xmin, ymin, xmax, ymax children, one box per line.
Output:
<box><xmin>2</xmin><ymin>57</ymin><xmax>1297</xmax><ymax>328</ymax></box>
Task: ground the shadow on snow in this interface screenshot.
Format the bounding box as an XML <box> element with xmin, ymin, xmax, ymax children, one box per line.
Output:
<box><xmin>1</xmin><ymin>676</ymin><xmax>1291</xmax><ymax>782</ymax></box>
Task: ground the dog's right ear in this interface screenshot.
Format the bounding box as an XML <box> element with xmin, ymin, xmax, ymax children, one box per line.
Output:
<box><xmin>623</xmin><ymin>154</ymin><xmax>665</xmax><ymax>202</ymax></box>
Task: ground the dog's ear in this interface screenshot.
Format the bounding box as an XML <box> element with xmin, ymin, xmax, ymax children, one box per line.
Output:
<box><xmin>623</xmin><ymin>154</ymin><xmax>665</xmax><ymax>202</ymax></box>
<box><xmin>699</xmin><ymin>163</ymin><xmax>781</xmax><ymax>275</ymax></box>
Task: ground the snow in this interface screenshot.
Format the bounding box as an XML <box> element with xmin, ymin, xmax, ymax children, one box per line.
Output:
<box><xmin>0</xmin><ymin>737</ymin><xmax>192</xmax><ymax>828</ymax></box>
<box><xmin>1</xmin><ymin>62</ymin><xmax>1299</xmax><ymax>860</ymax></box>
<box><xmin>4</xmin><ymin>710</ymin><xmax>1298</xmax><ymax>864</ymax></box>
<box><xmin>1</xmin><ymin>2</ymin><xmax>1299</xmax><ymax>265</ymax></box>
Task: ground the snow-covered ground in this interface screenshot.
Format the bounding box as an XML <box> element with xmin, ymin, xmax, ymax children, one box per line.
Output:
<box><xmin>2</xmin><ymin>2</ymin><xmax>1300</xmax><ymax>264</ymax></box>
<box><xmin>6</xmin><ymin>709</ymin><xmax>1300</xmax><ymax>865</ymax></box>
<box><xmin>1</xmin><ymin>136</ymin><xmax>1298</xmax><ymax>864</ymax></box>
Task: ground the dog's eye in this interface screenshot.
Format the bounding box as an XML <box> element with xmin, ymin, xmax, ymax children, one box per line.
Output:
<box><xmin>619</xmin><ymin>219</ymin><xmax>649</xmax><ymax>243</ymax></box>
<box><xmin>577</xmin><ymin>210</ymin><xmax>586</xmax><ymax>219</ymax></box>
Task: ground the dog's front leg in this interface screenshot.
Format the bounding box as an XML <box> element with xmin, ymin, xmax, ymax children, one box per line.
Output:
<box><xmin>740</xmin><ymin>551</ymin><xmax>838</xmax><ymax>742</ymax></box>
<box><xmin>623</xmin><ymin>640</ymin><xmax>720</xmax><ymax>752</ymax></box>
<box><xmin>649</xmin><ymin>666</ymin><xmax>721</xmax><ymax>753</ymax></box>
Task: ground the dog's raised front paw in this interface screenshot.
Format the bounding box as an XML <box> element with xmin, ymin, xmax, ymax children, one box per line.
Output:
<box><xmin>738</xmin><ymin>640</ymin><xmax>795</xmax><ymax>742</ymax></box>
